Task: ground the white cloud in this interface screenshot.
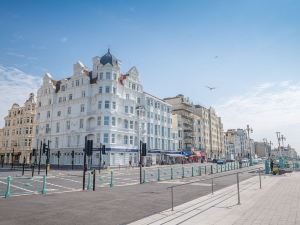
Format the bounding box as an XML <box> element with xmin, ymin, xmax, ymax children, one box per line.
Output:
<box><xmin>216</xmin><ymin>81</ymin><xmax>300</xmax><ymax>152</ymax></box>
<box><xmin>0</xmin><ymin>65</ymin><xmax>41</xmax><ymax>127</ymax></box>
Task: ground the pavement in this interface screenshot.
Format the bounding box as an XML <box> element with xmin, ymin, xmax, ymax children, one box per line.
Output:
<box><xmin>0</xmin><ymin>165</ymin><xmax>260</xmax><ymax>225</ymax></box>
<box><xmin>130</xmin><ymin>171</ymin><xmax>300</xmax><ymax>225</ymax></box>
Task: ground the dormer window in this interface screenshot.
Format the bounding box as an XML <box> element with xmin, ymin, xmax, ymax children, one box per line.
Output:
<box><xmin>99</xmin><ymin>73</ymin><xmax>103</xmax><ymax>80</ymax></box>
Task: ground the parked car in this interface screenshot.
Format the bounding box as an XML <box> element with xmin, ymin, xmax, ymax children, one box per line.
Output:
<box><xmin>212</xmin><ymin>158</ymin><xmax>218</xmax><ymax>163</ymax></box>
<box><xmin>217</xmin><ymin>159</ymin><xmax>226</xmax><ymax>164</ymax></box>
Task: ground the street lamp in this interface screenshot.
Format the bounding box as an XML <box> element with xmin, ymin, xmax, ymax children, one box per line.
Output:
<box><xmin>136</xmin><ymin>105</ymin><xmax>145</xmax><ymax>184</ymax></box>
<box><xmin>263</xmin><ymin>138</ymin><xmax>268</xmax><ymax>158</ymax></box>
<box><xmin>276</xmin><ymin>132</ymin><xmax>281</xmax><ymax>157</ymax></box>
<box><xmin>246</xmin><ymin>125</ymin><xmax>253</xmax><ymax>166</ymax></box>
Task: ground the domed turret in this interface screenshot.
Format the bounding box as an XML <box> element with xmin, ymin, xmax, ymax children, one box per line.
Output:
<box><xmin>100</xmin><ymin>49</ymin><xmax>119</xmax><ymax>66</ymax></box>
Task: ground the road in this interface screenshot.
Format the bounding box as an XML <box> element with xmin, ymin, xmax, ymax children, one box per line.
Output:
<box><xmin>0</xmin><ymin>164</ymin><xmax>261</xmax><ymax>225</ymax></box>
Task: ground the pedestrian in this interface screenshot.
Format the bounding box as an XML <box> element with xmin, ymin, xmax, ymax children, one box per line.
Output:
<box><xmin>270</xmin><ymin>159</ymin><xmax>274</xmax><ymax>173</ymax></box>
<box><xmin>129</xmin><ymin>160</ymin><xmax>132</xmax><ymax>168</ymax></box>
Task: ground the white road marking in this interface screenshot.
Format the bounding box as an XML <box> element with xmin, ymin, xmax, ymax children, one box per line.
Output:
<box><xmin>0</xmin><ymin>180</ymin><xmax>36</xmax><ymax>193</ymax></box>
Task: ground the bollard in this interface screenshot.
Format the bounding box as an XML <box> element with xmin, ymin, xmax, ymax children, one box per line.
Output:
<box><xmin>31</xmin><ymin>164</ymin><xmax>35</xmax><ymax>177</ymax></box>
<box><xmin>199</xmin><ymin>166</ymin><xmax>201</xmax><ymax>176</ymax></box>
<box><xmin>221</xmin><ymin>165</ymin><xmax>223</xmax><ymax>172</ymax></box>
<box><xmin>211</xmin><ymin>165</ymin><xmax>213</xmax><ymax>174</ymax></box>
<box><xmin>171</xmin><ymin>168</ymin><xmax>173</xmax><ymax>180</ymax></box>
<box><xmin>205</xmin><ymin>166</ymin><xmax>207</xmax><ymax>175</ymax></box>
<box><xmin>157</xmin><ymin>168</ymin><xmax>160</xmax><ymax>181</ymax></box>
<box><xmin>191</xmin><ymin>167</ymin><xmax>194</xmax><ymax>177</ymax></box>
<box><xmin>259</xmin><ymin>168</ymin><xmax>262</xmax><ymax>189</ymax></box>
<box><xmin>93</xmin><ymin>169</ymin><xmax>96</xmax><ymax>191</ymax></box>
<box><xmin>87</xmin><ymin>172</ymin><xmax>92</xmax><ymax>190</ymax></box>
<box><xmin>182</xmin><ymin>167</ymin><xmax>185</xmax><ymax>178</ymax></box>
<box><xmin>42</xmin><ymin>175</ymin><xmax>46</xmax><ymax>195</ymax></box>
<box><xmin>110</xmin><ymin>171</ymin><xmax>113</xmax><ymax>188</ymax></box>
<box><xmin>5</xmin><ymin>176</ymin><xmax>11</xmax><ymax>198</ymax></box>
<box><xmin>171</xmin><ymin>187</ymin><xmax>174</xmax><ymax>211</ymax></box>
<box><xmin>211</xmin><ymin>177</ymin><xmax>214</xmax><ymax>194</ymax></box>
<box><xmin>236</xmin><ymin>172</ymin><xmax>240</xmax><ymax>205</ymax></box>
<box><xmin>143</xmin><ymin>169</ymin><xmax>146</xmax><ymax>183</ymax></box>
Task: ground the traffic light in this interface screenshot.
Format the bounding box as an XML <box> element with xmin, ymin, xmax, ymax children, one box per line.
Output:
<box><xmin>87</xmin><ymin>140</ymin><xmax>93</xmax><ymax>156</ymax></box>
<box><xmin>42</xmin><ymin>143</ymin><xmax>46</xmax><ymax>154</ymax></box>
<box><xmin>57</xmin><ymin>151</ymin><xmax>61</xmax><ymax>158</ymax></box>
<box><xmin>71</xmin><ymin>150</ymin><xmax>75</xmax><ymax>158</ymax></box>
<box><xmin>102</xmin><ymin>145</ymin><xmax>106</xmax><ymax>155</ymax></box>
<box><xmin>141</xmin><ymin>143</ymin><xmax>147</xmax><ymax>156</ymax></box>
<box><xmin>32</xmin><ymin>148</ymin><xmax>36</xmax><ymax>156</ymax></box>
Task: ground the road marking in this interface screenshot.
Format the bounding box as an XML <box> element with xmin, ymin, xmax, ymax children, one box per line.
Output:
<box><xmin>32</xmin><ymin>179</ymin><xmax>76</xmax><ymax>190</ymax></box>
<box><xmin>0</xmin><ymin>180</ymin><xmax>36</xmax><ymax>193</ymax></box>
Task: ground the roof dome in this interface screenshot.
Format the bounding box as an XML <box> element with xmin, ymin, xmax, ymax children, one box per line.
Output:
<box><xmin>100</xmin><ymin>49</ymin><xmax>119</xmax><ymax>66</ymax></box>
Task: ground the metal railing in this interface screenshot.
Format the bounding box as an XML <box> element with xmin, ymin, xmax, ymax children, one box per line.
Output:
<box><xmin>167</xmin><ymin>167</ymin><xmax>263</xmax><ymax>211</ymax></box>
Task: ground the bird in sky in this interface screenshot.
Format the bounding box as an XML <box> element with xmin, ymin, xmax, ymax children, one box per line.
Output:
<box><xmin>206</xmin><ymin>86</ymin><xmax>216</xmax><ymax>91</ymax></box>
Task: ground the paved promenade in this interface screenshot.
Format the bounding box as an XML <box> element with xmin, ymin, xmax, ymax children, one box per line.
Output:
<box><xmin>130</xmin><ymin>171</ymin><xmax>300</xmax><ymax>225</ymax></box>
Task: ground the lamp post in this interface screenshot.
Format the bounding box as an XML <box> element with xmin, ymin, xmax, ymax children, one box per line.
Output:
<box><xmin>276</xmin><ymin>132</ymin><xmax>281</xmax><ymax>157</ymax></box>
<box><xmin>246</xmin><ymin>125</ymin><xmax>253</xmax><ymax>166</ymax></box>
<box><xmin>281</xmin><ymin>134</ymin><xmax>286</xmax><ymax>156</ymax></box>
<box><xmin>263</xmin><ymin>138</ymin><xmax>268</xmax><ymax>158</ymax></box>
<box><xmin>136</xmin><ymin>105</ymin><xmax>145</xmax><ymax>184</ymax></box>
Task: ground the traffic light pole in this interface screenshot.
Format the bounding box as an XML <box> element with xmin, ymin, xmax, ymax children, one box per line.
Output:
<box><xmin>83</xmin><ymin>136</ymin><xmax>87</xmax><ymax>190</ymax></box>
<box><xmin>98</xmin><ymin>147</ymin><xmax>102</xmax><ymax>173</ymax></box>
<box><xmin>140</xmin><ymin>141</ymin><xmax>142</xmax><ymax>184</ymax></box>
<box><xmin>71</xmin><ymin>150</ymin><xmax>74</xmax><ymax>170</ymax></box>
<box><xmin>38</xmin><ymin>141</ymin><xmax>42</xmax><ymax>175</ymax></box>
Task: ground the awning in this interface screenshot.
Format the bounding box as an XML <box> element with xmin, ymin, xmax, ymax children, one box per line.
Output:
<box><xmin>166</xmin><ymin>153</ymin><xmax>185</xmax><ymax>157</ymax></box>
<box><xmin>181</xmin><ymin>151</ymin><xmax>192</xmax><ymax>157</ymax></box>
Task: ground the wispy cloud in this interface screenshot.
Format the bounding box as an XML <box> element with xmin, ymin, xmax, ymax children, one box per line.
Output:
<box><xmin>0</xmin><ymin>65</ymin><xmax>41</xmax><ymax>127</ymax></box>
<box><xmin>216</xmin><ymin>81</ymin><xmax>300</xmax><ymax>151</ymax></box>
<box><xmin>6</xmin><ymin>52</ymin><xmax>38</xmax><ymax>61</ymax></box>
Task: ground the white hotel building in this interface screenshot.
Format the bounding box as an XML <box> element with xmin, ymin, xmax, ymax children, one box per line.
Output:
<box><xmin>35</xmin><ymin>50</ymin><xmax>177</xmax><ymax>167</ymax></box>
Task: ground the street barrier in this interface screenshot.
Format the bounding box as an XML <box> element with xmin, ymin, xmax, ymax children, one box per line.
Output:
<box><xmin>167</xmin><ymin>167</ymin><xmax>263</xmax><ymax>211</ymax></box>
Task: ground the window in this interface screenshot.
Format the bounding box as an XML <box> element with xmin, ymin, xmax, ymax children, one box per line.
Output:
<box><xmin>97</xmin><ymin>116</ymin><xmax>101</xmax><ymax>126</ymax></box>
<box><xmin>104</xmin><ymin>116</ymin><xmax>109</xmax><ymax>125</ymax></box>
<box><xmin>130</xmin><ymin>106</ymin><xmax>134</xmax><ymax>114</ymax></box>
<box><xmin>55</xmin><ymin>137</ymin><xmax>59</xmax><ymax>148</ymax></box>
<box><xmin>97</xmin><ymin>101</ymin><xmax>102</xmax><ymax>109</ymax></box>
<box><xmin>105</xmin><ymin>86</ymin><xmax>110</xmax><ymax>93</ymax></box>
<box><xmin>56</xmin><ymin>122</ymin><xmax>60</xmax><ymax>133</ymax></box>
<box><xmin>47</xmin><ymin>111</ymin><xmax>51</xmax><ymax>118</ymax></box>
<box><xmin>99</xmin><ymin>87</ymin><xmax>102</xmax><ymax>93</ymax></box>
<box><xmin>66</xmin><ymin>120</ymin><xmax>70</xmax><ymax>130</ymax></box>
<box><xmin>67</xmin><ymin>136</ymin><xmax>71</xmax><ymax>147</ymax></box>
<box><xmin>57</xmin><ymin>111</ymin><xmax>61</xmax><ymax>117</ymax></box>
<box><xmin>61</xmin><ymin>85</ymin><xmax>65</xmax><ymax>91</ymax></box>
<box><xmin>113</xmin><ymin>87</ymin><xmax>116</xmax><ymax>94</ymax></box>
<box><xmin>36</xmin><ymin>125</ymin><xmax>39</xmax><ymax>135</ymax></box>
<box><xmin>69</xmin><ymin>94</ymin><xmax>72</xmax><ymax>100</ymax></box>
<box><xmin>113</xmin><ymin>73</ymin><xmax>117</xmax><ymax>80</ymax></box>
<box><xmin>112</xmin><ymin>102</ymin><xmax>116</xmax><ymax>109</ymax></box>
<box><xmin>80</xmin><ymin>104</ymin><xmax>85</xmax><ymax>112</ymax></box>
<box><xmin>105</xmin><ymin>101</ymin><xmax>110</xmax><ymax>109</ymax></box>
<box><xmin>79</xmin><ymin>119</ymin><xmax>84</xmax><ymax>128</ymax></box>
<box><xmin>105</xmin><ymin>72</ymin><xmax>111</xmax><ymax>80</ymax></box>
<box><xmin>126</xmin><ymin>94</ymin><xmax>129</xmax><ymax>99</ymax></box>
<box><xmin>46</xmin><ymin>124</ymin><xmax>50</xmax><ymax>134</ymax></box>
<box><xmin>59</xmin><ymin>97</ymin><xmax>62</xmax><ymax>103</ymax></box>
<box><xmin>125</xmin><ymin>106</ymin><xmax>129</xmax><ymax>113</ymax></box>
<box><xmin>103</xmin><ymin>133</ymin><xmax>109</xmax><ymax>143</ymax></box>
<box><xmin>76</xmin><ymin>80</ymin><xmax>79</xmax><ymax>86</ymax></box>
<box><xmin>67</xmin><ymin>107</ymin><xmax>71</xmax><ymax>114</ymax></box>
<box><xmin>76</xmin><ymin>135</ymin><xmax>80</xmax><ymax>146</ymax></box>
<box><xmin>82</xmin><ymin>91</ymin><xmax>85</xmax><ymax>98</ymax></box>
<box><xmin>130</xmin><ymin>121</ymin><xmax>134</xmax><ymax>129</ymax></box>
<box><xmin>112</xmin><ymin>117</ymin><xmax>116</xmax><ymax>126</ymax></box>
<box><xmin>124</xmin><ymin>135</ymin><xmax>128</xmax><ymax>145</ymax></box>
<box><xmin>124</xmin><ymin>120</ymin><xmax>128</xmax><ymax>129</ymax></box>
<box><xmin>130</xmin><ymin>136</ymin><xmax>133</xmax><ymax>145</ymax></box>
<box><xmin>37</xmin><ymin>113</ymin><xmax>40</xmax><ymax>120</ymax></box>
<box><xmin>111</xmin><ymin>134</ymin><xmax>115</xmax><ymax>143</ymax></box>
<box><xmin>99</xmin><ymin>73</ymin><xmax>103</xmax><ymax>80</ymax></box>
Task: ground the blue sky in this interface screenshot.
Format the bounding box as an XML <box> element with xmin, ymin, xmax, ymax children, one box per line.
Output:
<box><xmin>0</xmin><ymin>0</ymin><xmax>300</xmax><ymax>151</ymax></box>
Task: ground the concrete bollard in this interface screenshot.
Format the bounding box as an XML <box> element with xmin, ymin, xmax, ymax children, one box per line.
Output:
<box><xmin>182</xmin><ymin>167</ymin><xmax>185</xmax><ymax>178</ymax></box>
<box><xmin>199</xmin><ymin>166</ymin><xmax>201</xmax><ymax>176</ymax></box>
<box><xmin>87</xmin><ymin>172</ymin><xmax>92</xmax><ymax>190</ymax></box>
<box><xmin>143</xmin><ymin>170</ymin><xmax>146</xmax><ymax>183</ymax></box>
<box><xmin>42</xmin><ymin>175</ymin><xmax>46</xmax><ymax>195</ymax></box>
<box><xmin>110</xmin><ymin>171</ymin><xmax>113</xmax><ymax>188</ymax></box>
<box><xmin>192</xmin><ymin>167</ymin><xmax>194</xmax><ymax>177</ymax></box>
<box><xmin>5</xmin><ymin>176</ymin><xmax>11</xmax><ymax>198</ymax></box>
<box><xmin>157</xmin><ymin>168</ymin><xmax>160</xmax><ymax>181</ymax></box>
<box><xmin>171</xmin><ymin>168</ymin><xmax>173</xmax><ymax>180</ymax></box>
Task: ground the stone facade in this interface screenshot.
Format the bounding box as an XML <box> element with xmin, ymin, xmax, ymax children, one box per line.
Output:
<box><xmin>0</xmin><ymin>93</ymin><xmax>36</xmax><ymax>164</ymax></box>
<box><xmin>34</xmin><ymin>50</ymin><xmax>176</xmax><ymax>167</ymax></box>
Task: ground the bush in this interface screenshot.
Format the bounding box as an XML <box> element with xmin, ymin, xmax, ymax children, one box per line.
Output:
<box><xmin>272</xmin><ymin>168</ymin><xmax>279</xmax><ymax>175</ymax></box>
